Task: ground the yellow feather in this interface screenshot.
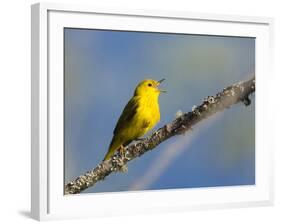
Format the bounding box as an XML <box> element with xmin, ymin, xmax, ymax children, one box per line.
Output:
<box><xmin>103</xmin><ymin>79</ymin><xmax>164</xmax><ymax>161</ymax></box>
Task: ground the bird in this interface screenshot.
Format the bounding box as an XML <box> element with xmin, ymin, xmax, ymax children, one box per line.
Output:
<box><xmin>102</xmin><ymin>79</ymin><xmax>166</xmax><ymax>161</ymax></box>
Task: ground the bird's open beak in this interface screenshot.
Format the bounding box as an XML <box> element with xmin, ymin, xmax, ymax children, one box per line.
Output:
<box><xmin>157</xmin><ymin>78</ymin><xmax>167</xmax><ymax>93</ymax></box>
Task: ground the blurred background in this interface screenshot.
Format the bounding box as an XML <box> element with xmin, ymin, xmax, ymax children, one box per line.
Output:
<box><xmin>64</xmin><ymin>28</ymin><xmax>255</xmax><ymax>194</ymax></box>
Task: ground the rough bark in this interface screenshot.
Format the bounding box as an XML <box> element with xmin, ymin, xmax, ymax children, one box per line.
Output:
<box><xmin>65</xmin><ymin>76</ymin><xmax>255</xmax><ymax>195</ymax></box>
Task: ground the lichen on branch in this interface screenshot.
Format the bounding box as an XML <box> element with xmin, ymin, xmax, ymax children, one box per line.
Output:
<box><xmin>64</xmin><ymin>76</ymin><xmax>255</xmax><ymax>195</ymax></box>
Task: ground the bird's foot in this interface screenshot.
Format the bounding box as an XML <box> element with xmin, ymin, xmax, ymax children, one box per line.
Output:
<box><xmin>114</xmin><ymin>148</ymin><xmax>129</xmax><ymax>173</ymax></box>
<box><xmin>119</xmin><ymin>145</ymin><xmax>125</xmax><ymax>158</ymax></box>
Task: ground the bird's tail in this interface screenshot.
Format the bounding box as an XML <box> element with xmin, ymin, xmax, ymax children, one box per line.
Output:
<box><xmin>102</xmin><ymin>149</ymin><xmax>115</xmax><ymax>161</ymax></box>
<box><xmin>102</xmin><ymin>137</ymin><xmax>121</xmax><ymax>161</ymax></box>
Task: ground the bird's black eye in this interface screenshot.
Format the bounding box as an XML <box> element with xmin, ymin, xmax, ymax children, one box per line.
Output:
<box><xmin>148</xmin><ymin>83</ymin><xmax>152</xmax><ymax>87</ymax></box>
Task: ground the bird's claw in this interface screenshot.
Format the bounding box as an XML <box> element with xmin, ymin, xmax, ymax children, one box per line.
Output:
<box><xmin>119</xmin><ymin>145</ymin><xmax>125</xmax><ymax>158</ymax></box>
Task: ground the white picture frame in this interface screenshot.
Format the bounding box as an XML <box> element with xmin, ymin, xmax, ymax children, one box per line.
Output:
<box><xmin>31</xmin><ymin>2</ymin><xmax>274</xmax><ymax>221</ymax></box>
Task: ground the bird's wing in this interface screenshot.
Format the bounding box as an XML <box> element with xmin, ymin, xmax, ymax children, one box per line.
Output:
<box><xmin>113</xmin><ymin>96</ymin><xmax>139</xmax><ymax>135</ymax></box>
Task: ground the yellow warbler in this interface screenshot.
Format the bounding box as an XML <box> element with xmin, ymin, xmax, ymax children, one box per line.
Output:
<box><xmin>103</xmin><ymin>79</ymin><xmax>165</xmax><ymax>161</ymax></box>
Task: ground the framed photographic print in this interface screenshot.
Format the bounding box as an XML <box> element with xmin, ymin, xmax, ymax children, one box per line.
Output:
<box><xmin>31</xmin><ymin>2</ymin><xmax>274</xmax><ymax>221</ymax></box>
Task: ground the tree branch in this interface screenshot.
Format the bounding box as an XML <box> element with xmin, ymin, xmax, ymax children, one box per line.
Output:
<box><xmin>65</xmin><ymin>76</ymin><xmax>255</xmax><ymax>194</ymax></box>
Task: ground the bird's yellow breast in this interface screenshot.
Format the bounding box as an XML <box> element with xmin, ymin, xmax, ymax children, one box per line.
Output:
<box><xmin>121</xmin><ymin>94</ymin><xmax>160</xmax><ymax>140</ymax></box>
<box><xmin>137</xmin><ymin>95</ymin><xmax>160</xmax><ymax>130</ymax></box>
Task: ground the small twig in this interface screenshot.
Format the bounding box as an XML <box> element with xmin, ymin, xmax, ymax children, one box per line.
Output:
<box><xmin>65</xmin><ymin>76</ymin><xmax>255</xmax><ymax>194</ymax></box>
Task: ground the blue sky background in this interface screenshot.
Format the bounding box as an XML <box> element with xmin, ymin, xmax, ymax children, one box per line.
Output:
<box><xmin>64</xmin><ymin>28</ymin><xmax>255</xmax><ymax>194</ymax></box>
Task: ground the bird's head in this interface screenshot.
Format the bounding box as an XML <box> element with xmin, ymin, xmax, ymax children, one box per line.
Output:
<box><xmin>134</xmin><ymin>79</ymin><xmax>166</xmax><ymax>97</ymax></box>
